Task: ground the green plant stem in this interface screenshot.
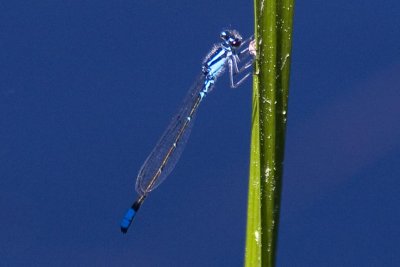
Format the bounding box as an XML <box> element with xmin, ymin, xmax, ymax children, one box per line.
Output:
<box><xmin>245</xmin><ymin>1</ymin><xmax>294</xmax><ymax>266</ymax></box>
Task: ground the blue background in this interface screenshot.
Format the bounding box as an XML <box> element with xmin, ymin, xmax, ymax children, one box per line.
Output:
<box><xmin>1</xmin><ymin>1</ymin><xmax>399</xmax><ymax>266</ymax></box>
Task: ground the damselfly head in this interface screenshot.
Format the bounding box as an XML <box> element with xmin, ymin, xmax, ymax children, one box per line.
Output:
<box><xmin>220</xmin><ymin>30</ymin><xmax>242</xmax><ymax>48</ymax></box>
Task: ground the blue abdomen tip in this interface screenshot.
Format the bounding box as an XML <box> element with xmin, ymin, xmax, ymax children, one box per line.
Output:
<box><xmin>120</xmin><ymin>208</ymin><xmax>136</xmax><ymax>233</ymax></box>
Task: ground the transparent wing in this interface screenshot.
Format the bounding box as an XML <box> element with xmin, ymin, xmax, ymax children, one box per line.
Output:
<box><xmin>135</xmin><ymin>74</ymin><xmax>207</xmax><ymax>195</ymax></box>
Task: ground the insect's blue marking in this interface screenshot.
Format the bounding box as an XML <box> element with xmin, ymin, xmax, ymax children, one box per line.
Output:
<box><xmin>120</xmin><ymin>208</ymin><xmax>136</xmax><ymax>233</ymax></box>
<box><xmin>199</xmin><ymin>91</ymin><xmax>206</xmax><ymax>100</ymax></box>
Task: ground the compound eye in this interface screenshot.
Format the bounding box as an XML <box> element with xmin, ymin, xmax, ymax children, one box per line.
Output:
<box><xmin>231</xmin><ymin>38</ymin><xmax>242</xmax><ymax>47</ymax></box>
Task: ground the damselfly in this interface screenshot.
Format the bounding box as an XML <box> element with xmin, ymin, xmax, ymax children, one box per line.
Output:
<box><xmin>121</xmin><ymin>29</ymin><xmax>255</xmax><ymax>233</ymax></box>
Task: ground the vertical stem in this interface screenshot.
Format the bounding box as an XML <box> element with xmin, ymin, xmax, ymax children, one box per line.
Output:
<box><xmin>245</xmin><ymin>0</ymin><xmax>295</xmax><ymax>266</ymax></box>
